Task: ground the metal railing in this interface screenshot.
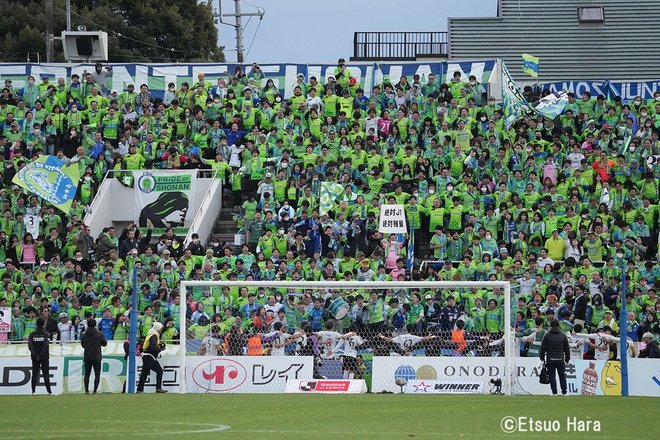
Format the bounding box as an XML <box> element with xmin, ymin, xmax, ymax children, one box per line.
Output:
<box><xmin>352</xmin><ymin>31</ymin><xmax>448</xmax><ymax>61</ymax></box>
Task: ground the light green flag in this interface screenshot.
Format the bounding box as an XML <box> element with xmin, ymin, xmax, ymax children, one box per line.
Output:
<box><xmin>12</xmin><ymin>155</ymin><xmax>80</xmax><ymax>214</ymax></box>
<box><xmin>320</xmin><ymin>182</ymin><xmax>344</xmax><ymax>216</ymax></box>
<box><xmin>522</xmin><ymin>53</ymin><xmax>539</xmax><ymax>78</ymax></box>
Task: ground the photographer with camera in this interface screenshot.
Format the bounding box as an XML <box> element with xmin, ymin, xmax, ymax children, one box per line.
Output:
<box><xmin>136</xmin><ymin>321</ymin><xmax>168</xmax><ymax>393</ymax></box>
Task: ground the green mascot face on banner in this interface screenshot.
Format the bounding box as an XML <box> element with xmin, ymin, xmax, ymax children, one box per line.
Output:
<box><xmin>138</xmin><ymin>192</ymin><xmax>189</xmax><ymax>228</ymax></box>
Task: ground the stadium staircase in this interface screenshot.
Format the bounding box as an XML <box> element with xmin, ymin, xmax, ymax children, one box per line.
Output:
<box><xmin>209</xmin><ymin>205</ymin><xmax>241</xmax><ymax>252</ymax></box>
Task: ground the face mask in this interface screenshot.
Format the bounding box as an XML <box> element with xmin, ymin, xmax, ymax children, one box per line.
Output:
<box><xmin>447</xmin><ymin>186</ymin><xmax>453</xmax><ymax>192</ymax></box>
<box><xmin>616</xmin><ymin>252</ymin><xmax>624</xmax><ymax>258</ymax></box>
<box><xmin>537</xmin><ymin>123</ymin><xmax>543</xmax><ymax>129</ymax></box>
<box><xmin>84</xmin><ymin>176</ymin><xmax>91</xmax><ymax>181</ymax></box>
<box><xmin>641</xmin><ymin>112</ymin><xmax>648</xmax><ymax>116</ymax></box>
<box><xmin>71</xmin><ymin>108</ymin><xmax>77</xmax><ymax>112</ymax></box>
<box><xmin>278</xmin><ymin>229</ymin><xmax>285</xmax><ymax>235</ymax></box>
<box><xmin>469</xmin><ymin>81</ymin><xmax>476</xmax><ymax>85</ymax></box>
<box><xmin>28</xmin><ymin>80</ymin><xmax>35</xmax><ymax>85</ymax></box>
<box><xmin>428</xmin><ymin>189</ymin><xmax>435</xmax><ymax>195</ymax></box>
<box><xmin>281</xmin><ymin>162</ymin><xmax>288</xmax><ymax>168</ymax></box>
<box><xmin>214</xmin><ymin>99</ymin><xmax>220</xmax><ymax>104</ymax></box>
<box><xmin>275</xmin><ymin>97</ymin><xmax>281</xmax><ymax>102</ymax></box>
<box><xmin>480</xmin><ymin>117</ymin><xmax>487</xmax><ymax>122</ymax></box>
<box><xmin>485</xmin><ymin>234</ymin><xmax>492</xmax><ymax>240</ymax></box>
<box><xmin>634</xmin><ymin>100</ymin><xmax>641</xmax><ymax>105</ymax></box>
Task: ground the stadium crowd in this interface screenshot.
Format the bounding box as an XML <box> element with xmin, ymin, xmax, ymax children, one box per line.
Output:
<box><xmin>0</xmin><ymin>59</ymin><xmax>658</xmax><ymax>360</ymax></box>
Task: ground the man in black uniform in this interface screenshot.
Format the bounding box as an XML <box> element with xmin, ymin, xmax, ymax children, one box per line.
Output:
<box><xmin>81</xmin><ymin>318</ymin><xmax>108</xmax><ymax>394</ymax></box>
<box><xmin>137</xmin><ymin>322</ymin><xmax>168</xmax><ymax>393</ymax></box>
<box><xmin>27</xmin><ymin>318</ymin><xmax>52</xmax><ymax>395</ymax></box>
<box><xmin>539</xmin><ymin>318</ymin><xmax>571</xmax><ymax>396</ymax></box>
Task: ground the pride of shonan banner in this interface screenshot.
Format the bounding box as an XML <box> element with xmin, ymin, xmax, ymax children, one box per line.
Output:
<box><xmin>12</xmin><ymin>155</ymin><xmax>80</xmax><ymax>214</ymax></box>
<box><xmin>135</xmin><ymin>171</ymin><xmax>197</xmax><ymax>230</ymax></box>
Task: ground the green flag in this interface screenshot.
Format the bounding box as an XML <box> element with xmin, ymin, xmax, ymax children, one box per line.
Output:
<box><xmin>12</xmin><ymin>155</ymin><xmax>80</xmax><ymax>214</ymax></box>
<box><xmin>320</xmin><ymin>182</ymin><xmax>344</xmax><ymax>216</ymax></box>
<box><xmin>522</xmin><ymin>53</ymin><xmax>539</xmax><ymax>78</ymax></box>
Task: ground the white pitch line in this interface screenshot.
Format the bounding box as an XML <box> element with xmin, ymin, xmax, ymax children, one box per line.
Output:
<box><xmin>5</xmin><ymin>422</ymin><xmax>231</xmax><ymax>439</ymax></box>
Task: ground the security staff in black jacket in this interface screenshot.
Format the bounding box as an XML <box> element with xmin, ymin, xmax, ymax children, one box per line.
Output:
<box><xmin>81</xmin><ymin>319</ymin><xmax>108</xmax><ymax>394</ymax></box>
<box><xmin>27</xmin><ymin>318</ymin><xmax>52</xmax><ymax>395</ymax></box>
<box><xmin>540</xmin><ymin>319</ymin><xmax>571</xmax><ymax>396</ymax></box>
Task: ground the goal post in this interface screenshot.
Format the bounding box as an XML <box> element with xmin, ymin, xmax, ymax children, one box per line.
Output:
<box><xmin>178</xmin><ymin>280</ymin><xmax>512</xmax><ymax>395</ymax></box>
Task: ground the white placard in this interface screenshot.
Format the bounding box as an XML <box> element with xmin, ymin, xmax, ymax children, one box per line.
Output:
<box><xmin>378</xmin><ymin>204</ymin><xmax>407</xmax><ymax>234</ymax></box>
<box><xmin>0</xmin><ymin>307</ymin><xmax>10</xmax><ymax>333</ymax></box>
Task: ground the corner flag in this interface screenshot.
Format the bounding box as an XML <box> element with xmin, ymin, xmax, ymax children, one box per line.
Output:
<box><xmin>522</xmin><ymin>53</ymin><xmax>539</xmax><ymax>78</ymax></box>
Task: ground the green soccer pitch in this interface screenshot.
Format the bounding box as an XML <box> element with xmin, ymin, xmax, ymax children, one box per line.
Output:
<box><xmin>3</xmin><ymin>394</ymin><xmax>657</xmax><ymax>439</ymax></box>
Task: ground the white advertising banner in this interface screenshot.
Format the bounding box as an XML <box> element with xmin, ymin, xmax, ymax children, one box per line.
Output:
<box><xmin>372</xmin><ymin>357</ymin><xmax>566</xmax><ymax>395</ymax></box>
<box><xmin>628</xmin><ymin>358</ymin><xmax>660</xmax><ymax>397</ymax></box>
<box><xmin>0</xmin><ymin>357</ymin><xmax>64</xmax><ymax>395</ymax></box>
<box><xmin>134</xmin><ymin>170</ymin><xmax>197</xmax><ymax>231</ymax></box>
<box><xmin>285</xmin><ymin>379</ymin><xmax>367</xmax><ymax>394</ymax></box>
<box><xmin>185</xmin><ymin>356</ymin><xmax>313</xmax><ymax>393</ymax></box>
<box><xmin>405</xmin><ymin>379</ymin><xmax>485</xmax><ymax>394</ymax></box>
<box><xmin>60</xmin><ymin>355</ymin><xmax>181</xmax><ymax>394</ymax></box>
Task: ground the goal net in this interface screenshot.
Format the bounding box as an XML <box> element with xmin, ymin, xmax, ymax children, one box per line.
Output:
<box><xmin>178</xmin><ymin>280</ymin><xmax>519</xmax><ymax>395</ymax></box>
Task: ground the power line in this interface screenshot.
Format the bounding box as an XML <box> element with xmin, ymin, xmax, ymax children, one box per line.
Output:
<box><xmin>244</xmin><ymin>18</ymin><xmax>262</xmax><ymax>61</ymax></box>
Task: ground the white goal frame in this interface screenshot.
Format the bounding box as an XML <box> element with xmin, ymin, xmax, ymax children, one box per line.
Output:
<box><xmin>179</xmin><ymin>280</ymin><xmax>512</xmax><ymax>395</ymax></box>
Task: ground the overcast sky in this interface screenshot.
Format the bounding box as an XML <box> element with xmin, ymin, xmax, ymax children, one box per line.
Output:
<box><xmin>215</xmin><ymin>0</ymin><xmax>497</xmax><ymax>64</ymax></box>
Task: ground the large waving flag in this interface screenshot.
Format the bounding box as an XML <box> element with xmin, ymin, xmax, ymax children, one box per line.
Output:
<box><xmin>319</xmin><ymin>182</ymin><xmax>344</xmax><ymax>216</ymax></box>
<box><xmin>501</xmin><ymin>62</ymin><xmax>530</xmax><ymax>128</ymax></box>
<box><xmin>522</xmin><ymin>53</ymin><xmax>539</xmax><ymax>78</ymax></box>
<box><xmin>532</xmin><ymin>91</ymin><xmax>569</xmax><ymax>119</ymax></box>
<box><xmin>13</xmin><ymin>155</ymin><xmax>80</xmax><ymax>214</ymax></box>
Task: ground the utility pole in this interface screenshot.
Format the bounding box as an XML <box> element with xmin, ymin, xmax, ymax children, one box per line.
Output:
<box><xmin>215</xmin><ymin>0</ymin><xmax>264</xmax><ymax>64</ymax></box>
<box><xmin>46</xmin><ymin>0</ymin><xmax>54</xmax><ymax>62</ymax></box>
<box><xmin>66</xmin><ymin>0</ymin><xmax>71</xmax><ymax>31</ymax></box>
<box><xmin>234</xmin><ymin>0</ymin><xmax>243</xmax><ymax>63</ymax></box>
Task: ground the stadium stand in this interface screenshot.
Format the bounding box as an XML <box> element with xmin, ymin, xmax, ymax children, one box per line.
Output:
<box><xmin>0</xmin><ymin>60</ymin><xmax>658</xmax><ymax>363</ymax></box>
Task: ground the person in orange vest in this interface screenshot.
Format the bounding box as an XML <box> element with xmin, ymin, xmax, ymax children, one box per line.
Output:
<box><xmin>451</xmin><ymin>319</ymin><xmax>468</xmax><ymax>355</ymax></box>
<box><xmin>247</xmin><ymin>332</ymin><xmax>263</xmax><ymax>356</ymax></box>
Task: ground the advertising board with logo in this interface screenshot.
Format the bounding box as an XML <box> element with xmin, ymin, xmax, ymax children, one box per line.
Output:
<box><xmin>285</xmin><ymin>379</ymin><xmax>367</xmax><ymax>394</ymax></box>
<box><xmin>185</xmin><ymin>356</ymin><xmax>313</xmax><ymax>393</ymax></box>
<box><xmin>372</xmin><ymin>357</ymin><xmax>566</xmax><ymax>395</ymax></box>
<box><xmin>60</xmin><ymin>355</ymin><xmax>180</xmax><ymax>394</ymax></box>
<box><xmin>405</xmin><ymin>380</ymin><xmax>485</xmax><ymax>394</ymax></box>
<box><xmin>0</xmin><ymin>358</ymin><xmax>64</xmax><ymax>395</ymax></box>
